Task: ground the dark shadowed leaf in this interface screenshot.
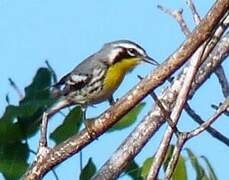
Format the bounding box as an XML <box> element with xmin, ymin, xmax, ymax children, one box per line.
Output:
<box><xmin>80</xmin><ymin>158</ymin><xmax>96</xmax><ymax>180</ymax></box>
<box><xmin>163</xmin><ymin>145</ymin><xmax>175</xmax><ymax>171</ymax></box>
<box><xmin>0</xmin><ymin>142</ymin><xmax>29</xmax><ymax>180</ymax></box>
<box><xmin>0</xmin><ymin>100</ymin><xmax>52</xmax><ymax>143</ymax></box>
<box><xmin>125</xmin><ymin>160</ymin><xmax>143</xmax><ymax>180</ymax></box>
<box><xmin>50</xmin><ymin>106</ymin><xmax>82</xmax><ymax>144</ymax></box>
<box><xmin>0</xmin><ymin>104</ymin><xmax>37</xmax><ymax>143</ymax></box>
<box><xmin>201</xmin><ymin>156</ymin><xmax>217</xmax><ymax>180</ymax></box>
<box><xmin>109</xmin><ymin>103</ymin><xmax>145</xmax><ymax>132</ymax></box>
<box><xmin>20</xmin><ymin>67</ymin><xmax>52</xmax><ymax>105</ymax></box>
<box><xmin>186</xmin><ymin>148</ymin><xmax>208</xmax><ymax>180</ymax></box>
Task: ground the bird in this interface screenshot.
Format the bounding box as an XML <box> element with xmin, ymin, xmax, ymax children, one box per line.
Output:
<box><xmin>39</xmin><ymin>40</ymin><xmax>159</xmax><ymax>147</ymax></box>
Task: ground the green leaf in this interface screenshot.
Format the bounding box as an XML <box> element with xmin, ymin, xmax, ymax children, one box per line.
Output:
<box><xmin>0</xmin><ymin>100</ymin><xmax>52</xmax><ymax>143</ymax></box>
<box><xmin>201</xmin><ymin>156</ymin><xmax>217</xmax><ymax>180</ymax></box>
<box><xmin>109</xmin><ymin>103</ymin><xmax>145</xmax><ymax>132</ymax></box>
<box><xmin>50</xmin><ymin>106</ymin><xmax>82</xmax><ymax>144</ymax></box>
<box><xmin>172</xmin><ymin>155</ymin><xmax>187</xmax><ymax>180</ymax></box>
<box><xmin>186</xmin><ymin>148</ymin><xmax>207</xmax><ymax>180</ymax></box>
<box><xmin>80</xmin><ymin>158</ymin><xmax>96</xmax><ymax>180</ymax></box>
<box><xmin>20</xmin><ymin>67</ymin><xmax>52</xmax><ymax>105</ymax></box>
<box><xmin>163</xmin><ymin>145</ymin><xmax>187</xmax><ymax>180</ymax></box>
<box><xmin>0</xmin><ymin>68</ymin><xmax>55</xmax><ymax>143</ymax></box>
<box><xmin>0</xmin><ymin>142</ymin><xmax>29</xmax><ymax>180</ymax></box>
<box><xmin>0</xmin><ymin>104</ymin><xmax>37</xmax><ymax>143</ymax></box>
<box><xmin>163</xmin><ymin>145</ymin><xmax>175</xmax><ymax>171</ymax></box>
<box><xmin>125</xmin><ymin>160</ymin><xmax>143</xmax><ymax>180</ymax></box>
<box><xmin>141</xmin><ymin>157</ymin><xmax>153</xmax><ymax>178</ymax></box>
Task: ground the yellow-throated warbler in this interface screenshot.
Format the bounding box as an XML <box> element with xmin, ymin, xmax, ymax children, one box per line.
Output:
<box><xmin>40</xmin><ymin>40</ymin><xmax>159</xmax><ymax>145</ymax></box>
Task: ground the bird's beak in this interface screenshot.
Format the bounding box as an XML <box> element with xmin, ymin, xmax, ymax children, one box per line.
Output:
<box><xmin>143</xmin><ymin>55</ymin><xmax>160</xmax><ymax>66</ymax></box>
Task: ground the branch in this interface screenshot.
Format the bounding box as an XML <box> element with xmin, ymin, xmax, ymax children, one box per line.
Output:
<box><xmin>147</xmin><ymin>21</ymin><xmax>206</xmax><ymax>180</ymax></box>
<box><xmin>185</xmin><ymin>103</ymin><xmax>229</xmax><ymax>146</ymax></box>
<box><xmin>187</xmin><ymin>98</ymin><xmax>229</xmax><ymax>139</ymax></box>
<box><xmin>24</xmin><ymin>1</ymin><xmax>229</xmax><ymax>179</ymax></box>
<box><xmin>93</xmin><ymin>12</ymin><xmax>229</xmax><ymax>180</ymax></box>
<box><xmin>165</xmin><ymin>98</ymin><xmax>229</xmax><ymax>178</ymax></box>
<box><xmin>186</xmin><ymin>0</ymin><xmax>201</xmax><ymax>24</ymax></box>
<box><xmin>157</xmin><ymin>5</ymin><xmax>191</xmax><ymax>36</ymax></box>
<box><xmin>215</xmin><ymin>65</ymin><xmax>229</xmax><ymax>97</ymax></box>
<box><xmin>165</xmin><ymin>0</ymin><xmax>229</xmax><ymax>147</ymax></box>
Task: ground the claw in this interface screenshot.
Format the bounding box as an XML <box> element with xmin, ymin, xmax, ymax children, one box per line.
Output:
<box><xmin>84</xmin><ymin>119</ymin><xmax>97</xmax><ymax>139</ymax></box>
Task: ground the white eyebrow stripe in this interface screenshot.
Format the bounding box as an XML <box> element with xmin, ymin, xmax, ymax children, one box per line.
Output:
<box><xmin>112</xmin><ymin>42</ymin><xmax>145</xmax><ymax>55</ymax></box>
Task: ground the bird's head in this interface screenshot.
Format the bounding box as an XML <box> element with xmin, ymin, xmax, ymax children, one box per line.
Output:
<box><xmin>99</xmin><ymin>40</ymin><xmax>159</xmax><ymax>68</ymax></box>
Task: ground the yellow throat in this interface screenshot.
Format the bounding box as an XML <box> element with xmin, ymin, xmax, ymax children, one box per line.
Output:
<box><xmin>103</xmin><ymin>57</ymin><xmax>141</xmax><ymax>94</ymax></box>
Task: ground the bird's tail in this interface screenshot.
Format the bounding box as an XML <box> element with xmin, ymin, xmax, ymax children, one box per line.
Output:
<box><xmin>46</xmin><ymin>98</ymin><xmax>74</xmax><ymax>119</ymax></box>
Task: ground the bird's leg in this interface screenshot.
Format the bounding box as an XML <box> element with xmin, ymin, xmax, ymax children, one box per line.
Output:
<box><xmin>81</xmin><ymin>106</ymin><xmax>87</xmax><ymax>127</ymax></box>
<box><xmin>108</xmin><ymin>95</ymin><xmax>118</xmax><ymax>106</ymax></box>
<box><xmin>81</xmin><ymin>106</ymin><xmax>97</xmax><ymax>139</ymax></box>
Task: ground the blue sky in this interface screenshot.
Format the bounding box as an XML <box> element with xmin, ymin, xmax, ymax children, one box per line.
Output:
<box><xmin>0</xmin><ymin>0</ymin><xmax>228</xmax><ymax>179</ymax></box>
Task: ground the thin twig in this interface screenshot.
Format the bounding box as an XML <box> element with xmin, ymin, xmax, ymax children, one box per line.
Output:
<box><xmin>8</xmin><ymin>78</ymin><xmax>24</xmax><ymax>100</ymax></box>
<box><xmin>186</xmin><ymin>0</ymin><xmax>201</xmax><ymax>24</ymax></box>
<box><xmin>138</xmin><ymin>75</ymin><xmax>179</xmax><ymax>135</ymax></box>
<box><xmin>157</xmin><ymin>5</ymin><xmax>191</xmax><ymax>36</ymax></box>
<box><xmin>165</xmin><ymin>98</ymin><xmax>229</xmax><ymax>178</ymax></box>
<box><xmin>187</xmin><ymin>98</ymin><xmax>229</xmax><ymax>138</ymax></box>
<box><xmin>5</xmin><ymin>94</ymin><xmax>10</xmax><ymax>104</ymax></box>
<box><xmin>45</xmin><ymin>60</ymin><xmax>58</xmax><ymax>84</ymax></box>
<box><xmin>80</xmin><ymin>151</ymin><xmax>83</xmax><ymax>171</ymax></box>
<box><xmin>215</xmin><ymin>65</ymin><xmax>229</xmax><ymax>98</ymax></box>
<box><xmin>185</xmin><ymin>103</ymin><xmax>229</xmax><ymax>146</ymax></box>
<box><xmin>211</xmin><ymin>104</ymin><xmax>229</xmax><ymax>116</ymax></box>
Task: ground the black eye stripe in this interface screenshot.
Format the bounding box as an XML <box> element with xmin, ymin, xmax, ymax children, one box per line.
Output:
<box><xmin>112</xmin><ymin>48</ymin><xmax>131</xmax><ymax>63</ymax></box>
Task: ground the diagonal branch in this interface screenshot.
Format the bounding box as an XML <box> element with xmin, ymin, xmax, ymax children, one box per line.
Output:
<box><xmin>215</xmin><ymin>65</ymin><xmax>229</xmax><ymax>97</ymax></box>
<box><xmin>147</xmin><ymin>22</ymin><xmax>206</xmax><ymax>180</ymax></box>
<box><xmin>93</xmin><ymin>23</ymin><xmax>229</xmax><ymax>180</ymax></box>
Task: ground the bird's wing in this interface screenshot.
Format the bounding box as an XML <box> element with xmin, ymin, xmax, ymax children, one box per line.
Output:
<box><xmin>53</xmin><ymin>56</ymin><xmax>96</xmax><ymax>97</ymax></box>
<box><xmin>53</xmin><ymin>71</ymin><xmax>92</xmax><ymax>96</ymax></box>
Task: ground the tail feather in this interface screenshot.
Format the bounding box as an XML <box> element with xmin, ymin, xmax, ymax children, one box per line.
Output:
<box><xmin>46</xmin><ymin>98</ymin><xmax>74</xmax><ymax>118</ymax></box>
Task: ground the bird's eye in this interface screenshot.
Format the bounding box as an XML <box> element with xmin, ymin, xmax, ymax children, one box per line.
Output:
<box><xmin>127</xmin><ymin>48</ymin><xmax>138</xmax><ymax>57</ymax></box>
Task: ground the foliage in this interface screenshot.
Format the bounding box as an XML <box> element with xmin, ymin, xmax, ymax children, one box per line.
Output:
<box><xmin>80</xmin><ymin>158</ymin><xmax>97</xmax><ymax>180</ymax></box>
<box><xmin>0</xmin><ymin>67</ymin><xmax>217</xmax><ymax>179</ymax></box>
<box><xmin>109</xmin><ymin>102</ymin><xmax>146</xmax><ymax>132</ymax></box>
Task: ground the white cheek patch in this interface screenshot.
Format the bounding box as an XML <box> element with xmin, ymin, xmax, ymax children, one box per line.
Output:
<box><xmin>108</xmin><ymin>48</ymin><xmax>123</xmax><ymax>63</ymax></box>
